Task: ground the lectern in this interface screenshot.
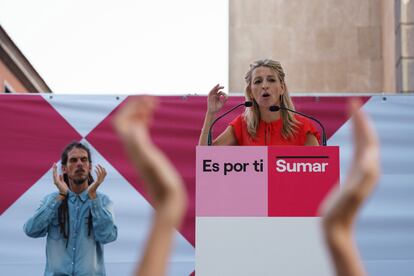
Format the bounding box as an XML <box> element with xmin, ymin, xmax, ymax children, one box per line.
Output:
<box><xmin>196</xmin><ymin>146</ymin><xmax>339</xmax><ymax>276</ymax></box>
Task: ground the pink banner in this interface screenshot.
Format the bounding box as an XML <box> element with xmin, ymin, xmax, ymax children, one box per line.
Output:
<box><xmin>196</xmin><ymin>146</ymin><xmax>339</xmax><ymax>217</ymax></box>
<box><xmin>196</xmin><ymin>146</ymin><xmax>268</xmax><ymax>216</ymax></box>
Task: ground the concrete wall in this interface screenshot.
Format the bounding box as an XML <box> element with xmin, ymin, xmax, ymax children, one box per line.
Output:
<box><xmin>382</xmin><ymin>0</ymin><xmax>396</xmax><ymax>92</ymax></box>
<box><xmin>396</xmin><ymin>0</ymin><xmax>414</xmax><ymax>93</ymax></box>
<box><xmin>229</xmin><ymin>0</ymin><xmax>394</xmax><ymax>93</ymax></box>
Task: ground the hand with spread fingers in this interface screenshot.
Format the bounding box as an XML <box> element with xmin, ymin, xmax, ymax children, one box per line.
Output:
<box><xmin>88</xmin><ymin>165</ymin><xmax>107</xmax><ymax>199</ymax></box>
<box><xmin>320</xmin><ymin>99</ymin><xmax>380</xmax><ymax>276</ymax></box>
<box><xmin>53</xmin><ymin>163</ymin><xmax>69</xmax><ymax>197</ymax></box>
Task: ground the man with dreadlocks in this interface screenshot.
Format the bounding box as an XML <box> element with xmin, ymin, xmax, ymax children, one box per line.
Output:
<box><xmin>24</xmin><ymin>142</ymin><xmax>117</xmax><ymax>276</ymax></box>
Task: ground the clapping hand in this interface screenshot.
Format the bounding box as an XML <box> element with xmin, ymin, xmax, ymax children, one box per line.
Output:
<box><xmin>320</xmin><ymin>99</ymin><xmax>380</xmax><ymax>276</ymax></box>
<box><xmin>113</xmin><ymin>96</ymin><xmax>158</xmax><ymax>141</ymax></box>
<box><xmin>113</xmin><ymin>96</ymin><xmax>187</xmax><ymax>276</ymax></box>
<box><xmin>321</xmin><ymin>100</ymin><xmax>380</xmax><ymax>225</ymax></box>
<box><xmin>87</xmin><ymin>165</ymin><xmax>107</xmax><ymax>199</ymax></box>
<box><xmin>53</xmin><ymin>163</ymin><xmax>69</xmax><ymax>196</ymax></box>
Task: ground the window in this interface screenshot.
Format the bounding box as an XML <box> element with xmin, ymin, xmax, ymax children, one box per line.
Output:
<box><xmin>4</xmin><ymin>82</ymin><xmax>14</xmax><ymax>93</ymax></box>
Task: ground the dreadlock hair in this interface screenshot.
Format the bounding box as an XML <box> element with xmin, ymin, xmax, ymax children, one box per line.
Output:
<box><xmin>58</xmin><ymin>141</ymin><xmax>95</xmax><ymax>247</ymax></box>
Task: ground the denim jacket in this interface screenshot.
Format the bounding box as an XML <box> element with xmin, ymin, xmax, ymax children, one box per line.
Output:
<box><xmin>24</xmin><ymin>190</ymin><xmax>117</xmax><ymax>276</ymax></box>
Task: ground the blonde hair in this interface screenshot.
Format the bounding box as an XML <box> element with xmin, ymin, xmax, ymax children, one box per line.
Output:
<box><xmin>243</xmin><ymin>59</ymin><xmax>298</xmax><ymax>139</ymax></box>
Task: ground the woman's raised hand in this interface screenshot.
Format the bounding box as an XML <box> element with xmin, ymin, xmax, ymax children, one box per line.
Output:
<box><xmin>207</xmin><ymin>84</ymin><xmax>228</xmax><ymax>115</ymax></box>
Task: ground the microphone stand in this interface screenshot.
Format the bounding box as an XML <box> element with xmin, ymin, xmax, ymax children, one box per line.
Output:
<box><xmin>269</xmin><ymin>105</ymin><xmax>327</xmax><ymax>146</ymax></box>
<box><xmin>208</xmin><ymin>102</ymin><xmax>252</xmax><ymax>146</ymax></box>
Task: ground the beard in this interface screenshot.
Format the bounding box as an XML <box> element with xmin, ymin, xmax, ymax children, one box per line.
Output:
<box><xmin>72</xmin><ymin>176</ymin><xmax>88</xmax><ymax>185</ymax></box>
<box><xmin>71</xmin><ymin>169</ymin><xmax>88</xmax><ymax>185</ymax></box>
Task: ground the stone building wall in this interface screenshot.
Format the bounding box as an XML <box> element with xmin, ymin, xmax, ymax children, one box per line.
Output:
<box><xmin>229</xmin><ymin>0</ymin><xmax>396</xmax><ymax>93</ymax></box>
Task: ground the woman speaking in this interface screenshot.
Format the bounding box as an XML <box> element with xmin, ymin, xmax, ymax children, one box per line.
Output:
<box><xmin>199</xmin><ymin>59</ymin><xmax>320</xmax><ymax>146</ymax></box>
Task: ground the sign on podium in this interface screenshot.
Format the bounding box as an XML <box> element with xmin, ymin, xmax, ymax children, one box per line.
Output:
<box><xmin>196</xmin><ymin>146</ymin><xmax>339</xmax><ymax>276</ymax></box>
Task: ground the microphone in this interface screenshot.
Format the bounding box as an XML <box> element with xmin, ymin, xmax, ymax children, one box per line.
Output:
<box><xmin>208</xmin><ymin>101</ymin><xmax>253</xmax><ymax>146</ymax></box>
<box><xmin>269</xmin><ymin>105</ymin><xmax>327</xmax><ymax>146</ymax></box>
